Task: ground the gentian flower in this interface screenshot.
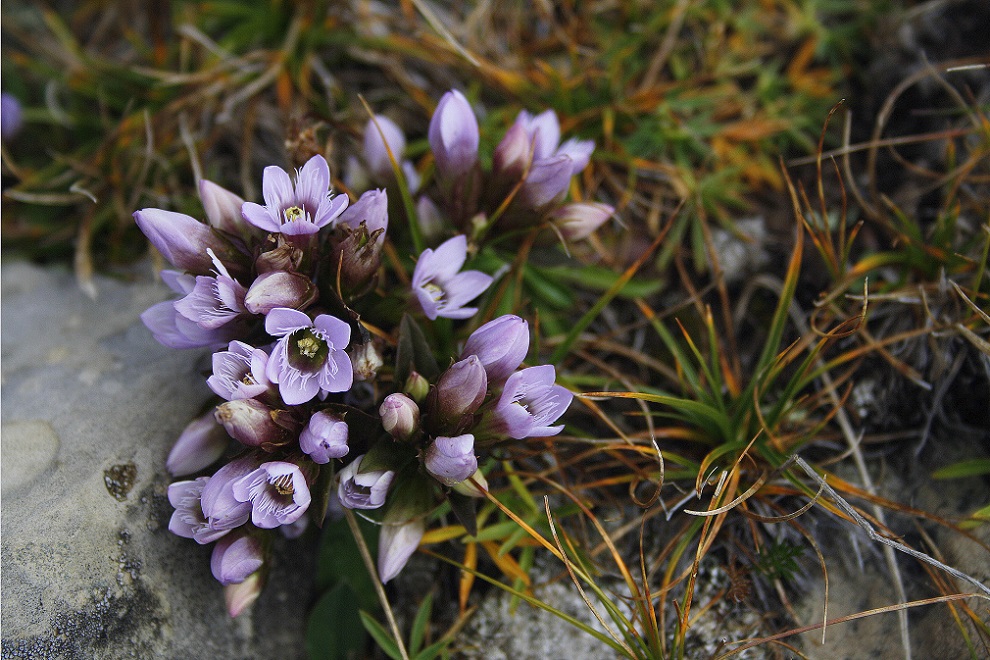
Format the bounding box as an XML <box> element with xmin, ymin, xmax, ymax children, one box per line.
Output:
<box><xmin>331</xmin><ymin>189</ymin><xmax>389</xmax><ymax>292</ymax></box>
<box><xmin>211</xmin><ymin>531</ymin><xmax>264</xmax><ymax>585</ymax></box>
<box><xmin>461</xmin><ymin>314</ymin><xmax>529</xmax><ymax>383</ymax></box>
<box><xmin>299</xmin><ymin>411</ymin><xmax>349</xmax><ymax>464</ymax></box>
<box><xmin>550</xmin><ymin>202</ymin><xmax>614</xmax><ymax>241</ymax></box>
<box><xmin>200</xmin><ymin>455</ymin><xmax>258</xmax><ymax>532</ymax></box>
<box><xmin>428</xmin><ymin>90</ymin><xmax>479</xmax><ymax>181</ymax></box>
<box><xmin>215</xmin><ymin>398</ymin><xmax>286</xmax><ymax>447</ymax></box>
<box><xmin>243</xmin><ymin>270</ymin><xmax>318</xmax><ymax>315</ymax></box>
<box><xmin>430</xmin><ymin>355</ymin><xmax>487</xmax><ymax>431</ymax></box>
<box><xmin>142</xmin><ymin>270</ymin><xmax>235</xmax><ymax>349</ymax></box>
<box><xmin>265</xmin><ymin>308</ymin><xmax>353</xmax><ymax>405</ymax></box>
<box><xmin>208</xmin><ymin>341</ymin><xmax>271</xmax><ymax>401</ymax></box>
<box><xmin>363</xmin><ymin>115</ymin><xmax>406</xmax><ymax>181</ymax></box>
<box><xmin>379</xmin><ymin>393</ymin><xmax>420</xmax><ymax>442</ymax></box>
<box><xmin>241</xmin><ymin>155</ymin><xmax>348</xmax><ymax>236</ymax></box>
<box><xmin>232</xmin><ymin>461</ymin><xmax>312</xmax><ymax>529</ymax></box>
<box><xmin>2</xmin><ymin>93</ymin><xmax>23</xmax><ymax>140</ymax></box>
<box><xmin>488</xmin><ymin>365</ymin><xmax>573</xmax><ymax>439</ymax></box>
<box><xmin>199</xmin><ymin>179</ymin><xmax>247</xmax><ymax>237</ymax></box>
<box><xmin>337</xmin><ymin>455</ymin><xmax>394</xmax><ymax>510</ymax></box>
<box><xmin>411</xmin><ymin>235</ymin><xmax>493</xmax><ymax>320</ymax></box>
<box><xmin>378</xmin><ymin>516</ymin><xmax>425</xmax><ymax>584</ymax></box>
<box><xmin>174</xmin><ymin>249</ymin><xmax>249</xmax><ymax>330</ymax></box>
<box><xmin>513</xmin><ymin>109</ymin><xmax>594</xmax><ymax>175</ymax></box>
<box><xmin>134</xmin><ymin>208</ymin><xmax>244</xmax><ymax>276</ymax></box>
<box><xmin>168</xmin><ymin>477</ymin><xmax>229</xmax><ymax>544</ymax></box>
<box><xmin>423</xmin><ymin>434</ymin><xmax>478</xmax><ymax>486</ymax></box>
<box><xmin>167</xmin><ymin>411</ymin><xmax>229</xmax><ymax>477</ymax></box>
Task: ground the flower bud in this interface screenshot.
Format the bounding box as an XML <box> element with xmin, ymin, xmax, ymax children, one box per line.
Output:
<box><xmin>337</xmin><ymin>455</ymin><xmax>395</xmax><ymax>510</ymax></box>
<box><xmin>215</xmin><ymin>399</ymin><xmax>286</xmax><ymax>448</ymax></box>
<box><xmin>378</xmin><ymin>516</ymin><xmax>425</xmax><ymax>584</ymax></box>
<box><xmin>519</xmin><ymin>155</ymin><xmax>572</xmax><ymax>210</ymax></box>
<box><xmin>255</xmin><ymin>244</ymin><xmax>304</xmax><ymax>274</ymax></box>
<box><xmin>380</xmin><ymin>393</ymin><xmax>420</xmax><ymax>442</ymax></box>
<box><xmin>415</xmin><ymin>196</ymin><xmax>445</xmax><ymax>244</ymax></box>
<box><xmin>428</xmin><ymin>90</ymin><xmax>479</xmax><ymax>182</ymax></box>
<box><xmin>431</xmin><ymin>356</ymin><xmax>488</xmax><ymax>430</ymax></box>
<box><xmin>550</xmin><ymin>202</ymin><xmax>614</xmax><ymax>241</ymax></box>
<box><xmin>133</xmin><ymin>208</ymin><xmax>245</xmax><ymax>276</ymax></box>
<box><xmin>330</xmin><ymin>189</ymin><xmax>389</xmax><ymax>292</ymax></box>
<box><xmin>299</xmin><ymin>411</ymin><xmax>349</xmax><ymax>464</ymax></box>
<box><xmin>364</xmin><ymin>115</ymin><xmax>406</xmax><ymax>181</ymax></box>
<box><xmin>493</xmin><ymin>122</ymin><xmax>532</xmax><ymax>181</ymax></box>
<box><xmin>461</xmin><ymin>315</ymin><xmax>529</xmax><ymax>383</ymax></box>
<box><xmin>452</xmin><ymin>468</ymin><xmax>489</xmax><ymax>498</ymax></box>
<box><xmin>2</xmin><ymin>93</ymin><xmax>23</xmax><ymax>141</ymax></box>
<box><xmin>167</xmin><ymin>411</ymin><xmax>229</xmax><ymax>477</ymax></box>
<box><xmin>350</xmin><ymin>341</ymin><xmax>384</xmax><ymax>382</ymax></box>
<box><xmin>403</xmin><ymin>371</ymin><xmax>430</xmax><ymax>404</ymax></box>
<box><xmin>424</xmin><ymin>434</ymin><xmax>478</xmax><ymax>486</ymax></box>
<box><xmin>211</xmin><ymin>531</ymin><xmax>264</xmax><ymax>585</ymax></box>
<box><xmin>243</xmin><ymin>270</ymin><xmax>318</xmax><ymax>315</ymax></box>
<box><xmin>224</xmin><ymin>571</ymin><xmax>263</xmax><ymax>617</ymax></box>
<box><xmin>199</xmin><ymin>179</ymin><xmax>247</xmax><ymax>236</ymax></box>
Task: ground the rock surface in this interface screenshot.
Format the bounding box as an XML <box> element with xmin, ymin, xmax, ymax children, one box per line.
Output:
<box><xmin>1</xmin><ymin>260</ymin><xmax>314</xmax><ymax>660</ymax></box>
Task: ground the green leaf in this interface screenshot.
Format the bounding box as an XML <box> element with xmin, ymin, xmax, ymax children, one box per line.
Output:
<box><xmin>396</xmin><ymin>313</ymin><xmax>441</xmax><ymax>384</ymax></box>
<box><xmin>305</xmin><ymin>583</ymin><xmax>368</xmax><ymax>660</ymax></box>
<box><xmin>360</xmin><ymin>611</ymin><xmax>404</xmax><ymax>660</ymax></box>
<box><xmin>316</xmin><ymin>517</ymin><xmax>379</xmax><ymax>611</ymax></box>
<box><xmin>409</xmin><ymin>592</ymin><xmax>434</xmax><ymax>655</ymax></box>
<box><xmin>932</xmin><ymin>459</ymin><xmax>990</xmax><ymax>480</ymax></box>
<box><xmin>309</xmin><ymin>463</ymin><xmax>336</xmax><ymax>530</ymax></box>
<box><xmin>533</xmin><ymin>264</ymin><xmax>664</xmax><ymax>299</ymax></box>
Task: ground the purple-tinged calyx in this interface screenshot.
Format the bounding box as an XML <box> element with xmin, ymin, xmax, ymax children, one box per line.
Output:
<box><xmin>299</xmin><ymin>411</ymin><xmax>349</xmax><ymax>464</ymax></box>
<box><xmin>428</xmin><ymin>90</ymin><xmax>479</xmax><ymax>182</ymax></box>
<box><xmin>207</xmin><ymin>341</ymin><xmax>271</xmax><ymax>401</ymax></box>
<box><xmin>211</xmin><ymin>531</ymin><xmax>265</xmax><ymax>585</ymax></box>
<box><xmin>411</xmin><ymin>235</ymin><xmax>493</xmax><ymax>320</ymax></box>
<box><xmin>168</xmin><ymin>477</ymin><xmax>229</xmax><ymax>544</ymax></box>
<box><xmin>330</xmin><ymin>189</ymin><xmax>389</xmax><ymax>292</ymax></box>
<box><xmin>337</xmin><ymin>454</ymin><xmax>394</xmax><ymax>510</ymax></box>
<box><xmin>241</xmin><ymin>155</ymin><xmax>348</xmax><ymax>236</ymax></box>
<box><xmin>265</xmin><ymin>308</ymin><xmax>354</xmax><ymax>405</ymax></box>
<box><xmin>167</xmin><ymin>411</ymin><xmax>229</xmax><ymax>477</ymax></box>
<box><xmin>488</xmin><ymin>365</ymin><xmax>572</xmax><ymax>439</ymax></box>
<box><xmin>231</xmin><ymin>461</ymin><xmax>312</xmax><ymax>529</ymax></box>
<box><xmin>461</xmin><ymin>315</ymin><xmax>529</xmax><ymax>383</ymax></box>
<box><xmin>423</xmin><ymin>434</ymin><xmax>478</xmax><ymax>486</ymax></box>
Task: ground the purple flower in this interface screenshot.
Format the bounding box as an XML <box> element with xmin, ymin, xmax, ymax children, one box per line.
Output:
<box><xmin>141</xmin><ymin>300</ymin><xmax>234</xmax><ymax>350</ymax></box>
<box><xmin>299</xmin><ymin>411</ymin><xmax>349</xmax><ymax>464</ymax></box>
<box><xmin>461</xmin><ymin>315</ymin><xmax>529</xmax><ymax>383</ymax></box>
<box><xmin>134</xmin><ymin>208</ymin><xmax>243</xmax><ymax>276</ymax></box>
<box><xmin>379</xmin><ymin>393</ymin><xmax>420</xmax><ymax>442</ymax></box>
<box><xmin>364</xmin><ymin>115</ymin><xmax>406</xmax><ymax>181</ymax></box>
<box><xmin>243</xmin><ymin>270</ymin><xmax>318</xmax><ymax>315</ymax></box>
<box><xmin>411</xmin><ymin>235</ymin><xmax>493</xmax><ymax>320</ymax></box>
<box><xmin>265</xmin><ymin>308</ymin><xmax>354</xmax><ymax>405</ymax></box>
<box><xmin>199</xmin><ymin>179</ymin><xmax>247</xmax><ymax>236</ymax></box>
<box><xmin>337</xmin><ymin>454</ymin><xmax>394</xmax><ymax>510</ymax></box>
<box><xmin>232</xmin><ymin>461</ymin><xmax>312</xmax><ymax>529</ymax></box>
<box><xmin>428</xmin><ymin>90</ymin><xmax>479</xmax><ymax>181</ymax></box>
<box><xmin>215</xmin><ymin>399</ymin><xmax>285</xmax><ymax>447</ymax></box>
<box><xmin>208</xmin><ymin>341</ymin><xmax>271</xmax><ymax>401</ymax></box>
<box><xmin>241</xmin><ymin>155</ymin><xmax>348</xmax><ymax>236</ymax></box>
<box><xmin>168</xmin><ymin>477</ymin><xmax>229</xmax><ymax>544</ymax></box>
<box><xmin>550</xmin><ymin>202</ymin><xmax>614</xmax><ymax>241</ymax></box>
<box><xmin>423</xmin><ymin>434</ymin><xmax>478</xmax><ymax>486</ymax></box>
<box><xmin>431</xmin><ymin>355</ymin><xmax>488</xmax><ymax>430</ymax></box>
<box><xmin>513</xmin><ymin>109</ymin><xmax>594</xmax><ymax>175</ymax></box>
<box><xmin>211</xmin><ymin>532</ymin><xmax>264</xmax><ymax>585</ymax></box>
<box><xmin>378</xmin><ymin>517</ymin><xmax>425</xmax><ymax>584</ymax></box>
<box><xmin>331</xmin><ymin>189</ymin><xmax>390</xmax><ymax>292</ymax></box>
<box><xmin>200</xmin><ymin>455</ymin><xmax>258</xmax><ymax>532</ymax></box>
<box><xmin>173</xmin><ymin>250</ymin><xmax>248</xmax><ymax>330</ymax></box>
<box><xmin>167</xmin><ymin>411</ymin><xmax>229</xmax><ymax>477</ymax></box>
<box><xmin>519</xmin><ymin>155</ymin><xmax>573</xmax><ymax>210</ymax></box>
<box><xmin>489</xmin><ymin>365</ymin><xmax>572</xmax><ymax>439</ymax></box>
<box><xmin>2</xmin><ymin>93</ymin><xmax>23</xmax><ymax>140</ymax></box>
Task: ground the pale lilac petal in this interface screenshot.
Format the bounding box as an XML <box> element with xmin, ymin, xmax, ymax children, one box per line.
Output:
<box><xmin>378</xmin><ymin>518</ymin><xmax>425</xmax><ymax>584</ymax></box>
<box><xmin>261</xmin><ymin>165</ymin><xmax>295</xmax><ymax>213</ymax></box>
<box><xmin>265</xmin><ymin>307</ymin><xmax>311</xmax><ymax>336</ymax></box>
<box><xmin>557</xmin><ymin>138</ymin><xmax>594</xmax><ymax>174</ymax></box>
<box><xmin>443</xmin><ymin>271</ymin><xmax>494</xmax><ymax>308</ymax></box>
<box><xmin>241</xmin><ymin>202</ymin><xmax>281</xmax><ymax>232</ymax></box>
<box><xmin>295</xmin><ymin>155</ymin><xmax>330</xmax><ymax>213</ymax></box>
<box><xmin>429</xmin><ymin>235</ymin><xmax>469</xmax><ymax>277</ymax></box>
<box><xmin>526</xmin><ymin>109</ymin><xmax>561</xmax><ymax>161</ymax></box>
<box><xmin>364</xmin><ymin>115</ymin><xmax>406</xmax><ymax>179</ymax></box>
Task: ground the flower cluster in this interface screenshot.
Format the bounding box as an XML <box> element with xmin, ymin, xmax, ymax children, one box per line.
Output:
<box><xmin>142</xmin><ymin>90</ymin><xmax>604</xmax><ymax>616</ymax></box>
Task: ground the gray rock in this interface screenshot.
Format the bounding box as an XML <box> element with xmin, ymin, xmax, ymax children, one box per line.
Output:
<box><xmin>1</xmin><ymin>260</ymin><xmax>314</xmax><ymax>660</ymax></box>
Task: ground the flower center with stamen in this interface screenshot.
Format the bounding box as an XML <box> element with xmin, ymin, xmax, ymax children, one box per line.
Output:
<box><xmin>287</xmin><ymin>328</ymin><xmax>331</xmax><ymax>371</ymax></box>
<box><xmin>284</xmin><ymin>206</ymin><xmax>305</xmax><ymax>222</ymax></box>
<box><xmin>423</xmin><ymin>282</ymin><xmax>444</xmax><ymax>303</ymax></box>
<box><xmin>297</xmin><ymin>336</ymin><xmax>321</xmax><ymax>358</ymax></box>
<box><xmin>272</xmin><ymin>474</ymin><xmax>294</xmax><ymax>496</ymax></box>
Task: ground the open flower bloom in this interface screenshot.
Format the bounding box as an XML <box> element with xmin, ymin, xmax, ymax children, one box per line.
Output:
<box><xmin>461</xmin><ymin>314</ymin><xmax>529</xmax><ymax>383</ymax></box>
<box><xmin>174</xmin><ymin>250</ymin><xmax>248</xmax><ymax>330</ymax></box>
<box><xmin>423</xmin><ymin>434</ymin><xmax>478</xmax><ymax>486</ymax></box>
<box><xmin>513</xmin><ymin>109</ymin><xmax>594</xmax><ymax>175</ymax></box>
<box><xmin>412</xmin><ymin>235</ymin><xmax>493</xmax><ymax>320</ymax></box>
<box><xmin>489</xmin><ymin>365</ymin><xmax>573</xmax><ymax>439</ymax></box>
<box><xmin>168</xmin><ymin>477</ymin><xmax>229</xmax><ymax>544</ymax></box>
<box><xmin>142</xmin><ymin>270</ymin><xmax>236</xmax><ymax>349</ymax></box>
<box><xmin>232</xmin><ymin>461</ymin><xmax>312</xmax><ymax>529</ymax></box>
<box><xmin>200</xmin><ymin>455</ymin><xmax>258</xmax><ymax>533</ymax></box>
<box><xmin>299</xmin><ymin>411</ymin><xmax>349</xmax><ymax>463</ymax></box>
<box><xmin>241</xmin><ymin>155</ymin><xmax>348</xmax><ymax>236</ymax></box>
<box><xmin>211</xmin><ymin>531</ymin><xmax>264</xmax><ymax>585</ymax></box>
<box><xmin>337</xmin><ymin>455</ymin><xmax>394</xmax><ymax>510</ymax></box>
<box><xmin>265</xmin><ymin>308</ymin><xmax>354</xmax><ymax>405</ymax></box>
<box><xmin>208</xmin><ymin>341</ymin><xmax>271</xmax><ymax>401</ymax></box>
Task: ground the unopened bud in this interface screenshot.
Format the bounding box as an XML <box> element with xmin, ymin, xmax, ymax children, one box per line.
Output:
<box><xmin>430</xmin><ymin>356</ymin><xmax>487</xmax><ymax>431</ymax></box>
<box><xmin>224</xmin><ymin>571</ymin><xmax>263</xmax><ymax>617</ymax></box>
<box><xmin>215</xmin><ymin>399</ymin><xmax>287</xmax><ymax>448</ymax></box>
<box><xmin>424</xmin><ymin>434</ymin><xmax>478</xmax><ymax>486</ymax></box>
<box><xmin>167</xmin><ymin>411</ymin><xmax>229</xmax><ymax>476</ymax></box>
<box><xmin>243</xmin><ymin>270</ymin><xmax>318</xmax><ymax>315</ymax></box>
<box><xmin>350</xmin><ymin>341</ymin><xmax>384</xmax><ymax>382</ymax></box>
<box><xmin>380</xmin><ymin>393</ymin><xmax>420</xmax><ymax>442</ymax></box>
<box><xmin>403</xmin><ymin>371</ymin><xmax>430</xmax><ymax>404</ymax></box>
